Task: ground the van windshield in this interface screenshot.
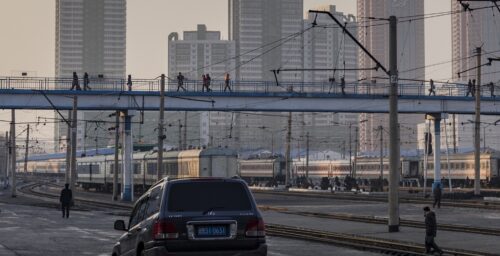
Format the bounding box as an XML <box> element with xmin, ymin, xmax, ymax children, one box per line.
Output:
<box><xmin>167</xmin><ymin>181</ymin><xmax>252</xmax><ymax>212</ymax></box>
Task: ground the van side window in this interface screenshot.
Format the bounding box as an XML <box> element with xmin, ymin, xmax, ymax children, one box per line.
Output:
<box><xmin>129</xmin><ymin>198</ymin><xmax>148</xmax><ymax>228</ymax></box>
<box><xmin>145</xmin><ymin>185</ymin><xmax>163</xmax><ymax>217</ymax></box>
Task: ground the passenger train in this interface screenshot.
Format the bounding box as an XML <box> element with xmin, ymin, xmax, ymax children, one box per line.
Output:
<box><xmin>239</xmin><ymin>151</ymin><xmax>500</xmax><ymax>186</ymax></box>
<box><xmin>19</xmin><ymin>148</ymin><xmax>500</xmax><ymax>189</ymax></box>
<box><xmin>20</xmin><ymin>148</ymin><xmax>238</xmax><ymax>192</ymax></box>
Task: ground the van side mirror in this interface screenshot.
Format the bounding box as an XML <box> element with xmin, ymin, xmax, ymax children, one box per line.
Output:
<box><xmin>114</xmin><ymin>220</ymin><xmax>127</xmax><ymax>231</ymax></box>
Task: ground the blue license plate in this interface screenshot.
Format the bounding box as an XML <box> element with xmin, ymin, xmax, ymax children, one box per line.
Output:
<box><xmin>196</xmin><ymin>225</ymin><xmax>227</xmax><ymax>237</ymax></box>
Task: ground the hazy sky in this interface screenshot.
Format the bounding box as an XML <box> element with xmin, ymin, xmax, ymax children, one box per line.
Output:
<box><xmin>0</xmin><ymin>0</ymin><xmax>451</xmax><ymax>145</ymax></box>
<box><xmin>0</xmin><ymin>0</ymin><xmax>451</xmax><ymax>79</ymax></box>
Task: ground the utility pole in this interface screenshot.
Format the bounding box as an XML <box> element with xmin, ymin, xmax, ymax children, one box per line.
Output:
<box><xmin>23</xmin><ymin>124</ymin><xmax>29</xmax><ymax>174</ymax></box>
<box><xmin>183</xmin><ymin>111</ymin><xmax>187</xmax><ymax>149</ymax></box>
<box><xmin>378</xmin><ymin>125</ymin><xmax>384</xmax><ymax>191</ymax></box>
<box><xmin>474</xmin><ymin>47</ymin><xmax>481</xmax><ymax>196</ymax></box>
<box><xmin>452</xmin><ymin>114</ymin><xmax>457</xmax><ymax>153</ymax></box>
<box><xmin>70</xmin><ymin>96</ymin><xmax>78</xmax><ymax>191</ymax></box>
<box><xmin>4</xmin><ymin>132</ymin><xmax>8</xmax><ymax>181</ymax></box>
<box><xmin>388</xmin><ymin>15</ymin><xmax>400</xmax><ymax>233</ymax></box>
<box><xmin>178</xmin><ymin>120</ymin><xmax>182</xmax><ymax>149</ymax></box>
<box><xmin>306</xmin><ymin>132</ymin><xmax>309</xmax><ymax>180</ymax></box>
<box><xmin>285</xmin><ymin>112</ymin><xmax>292</xmax><ymax>186</ymax></box>
<box><xmin>157</xmin><ymin>74</ymin><xmax>165</xmax><ymax>181</ymax></box>
<box><xmin>83</xmin><ymin>121</ymin><xmax>87</xmax><ymax>156</ymax></box>
<box><xmin>353</xmin><ymin>126</ymin><xmax>359</xmax><ymax>178</ymax></box>
<box><xmin>10</xmin><ymin>110</ymin><xmax>16</xmax><ymax>197</ymax></box>
<box><xmin>113</xmin><ymin>111</ymin><xmax>119</xmax><ymax>201</ymax></box>
<box><xmin>65</xmin><ymin>111</ymin><xmax>71</xmax><ymax>185</ymax></box>
<box><xmin>342</xmin><ymin>141</ymin><xmax>346</xmax><ymax>159</ymax></box>
<box><xmin>349</xmin><ymin>123</ymin><xmax>352</xmax><ymax>176</ymax></box>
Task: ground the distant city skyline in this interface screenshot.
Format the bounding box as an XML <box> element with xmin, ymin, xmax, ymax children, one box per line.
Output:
<box><xmin>0</xmin><ymin>0</ymin><xmax>451</xmax><ymax>150</ymax></box>
<box><xmin>0</xmin><ymin>0</ymin><xmax>451</xmax><ymax>80</ymax></box>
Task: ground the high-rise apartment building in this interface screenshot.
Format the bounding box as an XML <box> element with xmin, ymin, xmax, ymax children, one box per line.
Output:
<box><xmin>357</xmin><ymin>0</ymin><xmax>425</xmax><ymax>153</ymax></box>
<box><xmin>302</xmin><ymin>5</ymin><xmax>359</xmax><ymax>152</ymax></box>
<box><xmin>168</xmin><ymin>25</ymin><xmax>236</xmax><ymax>148</ymax></box>
<box><xmin>303</xmin><ymin>5</ymin><xmax>358</xmax><ymax>84</ymax></box>
<box><xmin>229</xmin><ymin>0</ymin><xmax>303</xmax><ymax>82</ymax></box>
<box><xmin>55</xmin><ymin>0</ymin><xmax>126</xmax><ymax>79</ymax></box>
<box><xmin>451</xmin><ymin>1</ymin><xmax>500</xmax><ymax>84</ymax></box>
<box><xmin>54</xmin><ymin>0</ymin><xmax>126</xmax><ymax>151</ymax></box>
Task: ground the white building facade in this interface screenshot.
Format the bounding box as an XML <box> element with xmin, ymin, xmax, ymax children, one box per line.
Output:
<box><xmin>168</xmin><ymin>25</ymin><xmax>236</xmax><ymax>148</ymax></box>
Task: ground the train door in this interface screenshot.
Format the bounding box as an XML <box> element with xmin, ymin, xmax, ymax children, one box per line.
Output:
<box><xmin>409</xmin><ymin>161</ymin><xmax>419</xmax><ymax>177</ymax></box>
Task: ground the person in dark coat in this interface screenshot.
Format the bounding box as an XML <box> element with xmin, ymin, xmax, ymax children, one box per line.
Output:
<box><xmin>466</xmin><ymin>79</ymin><xmax>473</xmax><ymax>97</ymax></box>
<box><xmin>60</xmin><ymin>183</ymin><xmax>73</xmax><ymax>218</ymax></box>
<box><xmin>488</xmin><ymin>82</ymin><xmax>495</xmax><ymax>98</ymax></box>
<box><xmin>224</xmin><ymin>73</ymin><xmax>232</xmax><ymax>92</ymax></box>
<box><xmin>206</xmin><ymin>74</ymin><xmax>211</xmax><ymax>91</ymax></box>
<box><xmin>433</xmin><ymin>183</ymin><xmax>442</xmax><ymax>208</ymax></box>
<box><xmin>177</xmin><ymin>72</ymin><xmax>186</xmax><ymax>91</ymax></box>
<box><xmin>83</xmin><ymin>72</ymin><xmax>91</xmax><ymax>90</ymax></box>
<box><xmin>424</xmin><ymin>206</ymin><xmax>443</xmax><ymax>255</ymax></box>
<box><xmin>127</xmin><ymin>74</ymin><xmax>132</xmax><ymax>91</ymax></box>
<box><xmin>201</xmin><ymin>74</ymin><xmax>207</xmax><ymax>91</ymax></box>
<box><xmin>340</xmin><ymin>77</ymin><xmax>346</xmax><ymax>95</ymax></box>
<box><xmin>428</xmin><ymin>79</ymin><xmax>436</xmax><ymax>96</ymax></box>
<box><xmin>71</xmin><ymin>72</ymin><xmax>81</xmax><ymax>90</ymax></box>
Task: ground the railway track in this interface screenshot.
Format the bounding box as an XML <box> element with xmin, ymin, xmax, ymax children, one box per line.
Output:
<box><xmin>18</xmin><ymin>182</ymin><xmax>496</xmax><ymax>256</ymax></box>
<box><xmin>266</xmin><ymin>224</ymin><xmax>494</xmax><ymax>256</ymax></box>
<box><xmin>253</xmin><ymin>190</ymin><xmax>500</xmax><ymax>210</ymax></box>
<box><xmin>18</xmin><ymin>182</ymin><xmax>131</xmax><ymax>211</ymax></box>
<box><xmin>259</xmin><ymin>207</ymin><xmax>500</xmax><ymax>237</ymax></box>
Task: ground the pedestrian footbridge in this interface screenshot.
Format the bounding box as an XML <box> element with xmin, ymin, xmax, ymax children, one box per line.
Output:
<box><xmin>1</xmin><ymin>76</ymin><xmax>499</xmax><ymax>114</ymax></box>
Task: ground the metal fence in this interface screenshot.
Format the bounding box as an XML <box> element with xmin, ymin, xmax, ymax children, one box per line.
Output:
<box><xmin>0</xmin><ymin>76</ymin><xmax>482</xmax><ymax>98</ymax></box>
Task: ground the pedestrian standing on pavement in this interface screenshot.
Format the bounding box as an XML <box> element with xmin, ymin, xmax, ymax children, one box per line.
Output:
<box><xmin>83</xmin><ymin>72</ymin><xmax>91</xmax><ymax>91</ymax></box>
<box><xmin>177</xmin><ymin>72</ymin><xmax>186</xmax><ymax>92</ymax></box>
<box><xmin>433</xmin><ymin>183</ymin><xmax>442</xmax><ymax>208</ymax></box>
<box><xmin>224</xmin><ymin>73</ymin><xmax>232</xmax><ymax>92</ymax></box>
<box><xmin>71</xmin><ymin>72</ymin><xmax>81</xmax><ymax>90</ymax></box>
<box><xmin>428</xmin><ymin>79</ymin><xmax>436</xmax><ymax>96</ymax></box>
<box><xmin>424</xmin><ymin>206</ymin><xmax>443</xmax><ymax>255</ymax></box>
<box><xmin>127</xmin><ymin>74</ymin><xmax>132</xmax><ymax>91</ymax></box>
<box><xmin>60</xmin><ymin>183</ymin><xmax>73</xmax><ymax>218</ymax></box>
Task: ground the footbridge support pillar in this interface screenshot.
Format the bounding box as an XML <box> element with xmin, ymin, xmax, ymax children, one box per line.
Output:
<box><xmin>121</xmin><ymin>110</ymin><xmax>136</xmax><ymax>202</ymax></box>
<box><xmin>425</xmin><ymin>113</ymin><xmax>447</xmax><ymax>191</ymax></box>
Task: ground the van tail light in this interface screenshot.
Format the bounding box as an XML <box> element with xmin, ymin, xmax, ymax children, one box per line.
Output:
<box><xmin>153</xmin><ymin>220</ymin><xmax>179</xmax><ymax>240</ymax></box>
<box><xmin>245</xmin><ymin>218</ymin><xmax>266</xmax><ymax>237</ymax></box>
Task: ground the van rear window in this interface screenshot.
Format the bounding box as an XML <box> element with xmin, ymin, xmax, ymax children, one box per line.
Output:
<box><xmin>167</xmin><ymin>181</ymin><xmax>252</xmax><ymax>212</ymax></box>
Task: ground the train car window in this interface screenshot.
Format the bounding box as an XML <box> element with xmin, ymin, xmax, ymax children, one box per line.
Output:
<box><xmin>110</xmin><ymin>164</ymin><xmax>122</xmax><ymax>174</ymax></box>
<box><xmin>90</xmin><ymin>164</ymin><xmax>100</xmax><ymax>174</ymax></box>
<box><xmin>147</xmin><ymin>163</ymin><xmax>157</xmax><ymax>175</ymax></box>
<box><xmin>77</xmin><ymin>165</ymin><xmax>88</xmax><ymax>174</ymax></box>
<box><xmin>133</xmin><ymin>163</ymin><xmax>141</xmax><ymax>174</ymax></box>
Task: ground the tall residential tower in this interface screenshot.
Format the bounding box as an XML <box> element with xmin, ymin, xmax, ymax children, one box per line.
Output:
<box><xmin>357</xmin><ymin>0</ymin><xmax>425</xmax><ymax>153</ymax></box>
<box><xmin>55</xmin><ymin>0</ymin><xmax>126</xmax><ymax>151</ymax></box>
